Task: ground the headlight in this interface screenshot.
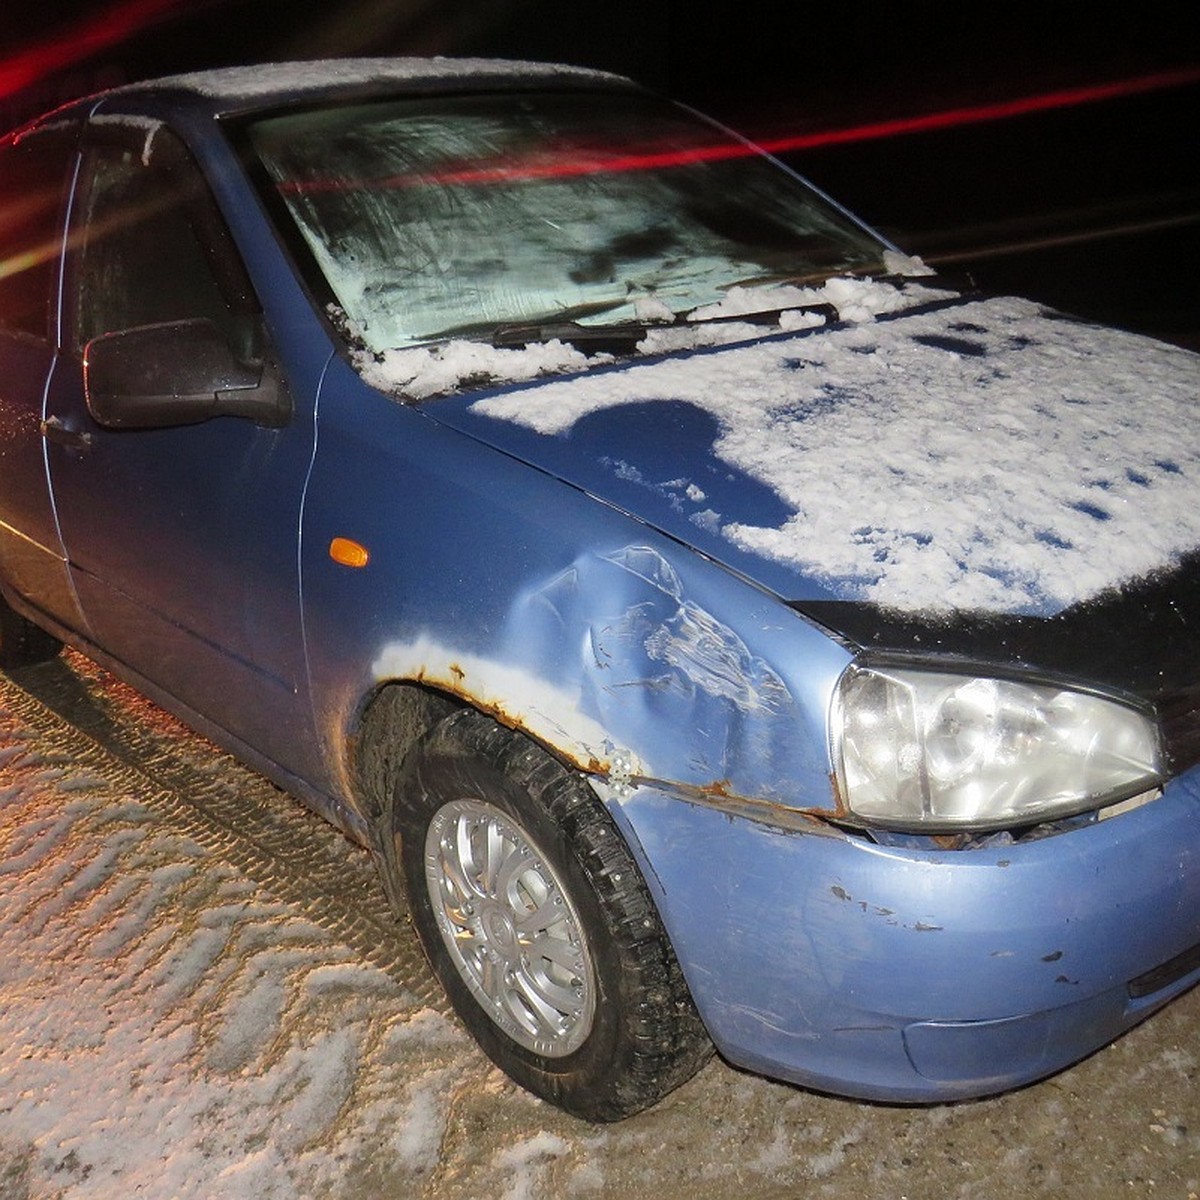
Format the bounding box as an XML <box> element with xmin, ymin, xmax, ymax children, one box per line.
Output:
<box><xmin>832</xmin><ymin>663</ymin><xmax>1162</xmax><ymax>831</ymax></box>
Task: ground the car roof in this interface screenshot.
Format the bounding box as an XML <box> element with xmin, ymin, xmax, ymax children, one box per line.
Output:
<box><xmin>3</xmin><ymin>58</ymin><xmax>643</xmax><ymax>143</ymax></box>
<box><xmin>104</xmin><ymin>57</ymin><xmax>638</xmax><ymax>119</ymax></box>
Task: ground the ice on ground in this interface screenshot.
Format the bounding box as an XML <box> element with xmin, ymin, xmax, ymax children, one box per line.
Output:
<box><xmin>496</xmin><ymin>1133</ymin><xmax>572</xmax><ymax>1200</ymax></box>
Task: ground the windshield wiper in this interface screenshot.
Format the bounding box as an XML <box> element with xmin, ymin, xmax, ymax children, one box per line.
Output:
<box><xmin>492</xmin><ymin>301</ymin><xmax>841</xmax><ymax>356</ymax></box>
<box><xmin>492</xmin><ymin>320</ymin><xmax>649</xmax><ymax>354</ymax></box>
<box><xmin>875</xmin><ymin>268</ymin><xmax>978</xmax><ymax>294</ymax></box>
<box><xmin>690</xmin><ymin>301</ymin><xmax>839</xmax><ymax>327</ymax></box>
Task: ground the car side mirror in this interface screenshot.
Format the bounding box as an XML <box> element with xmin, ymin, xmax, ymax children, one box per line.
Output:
<box><xmin>84</xmin><ymin>317</ymin><xmax>291</xmax><ymax>430</ymax></box>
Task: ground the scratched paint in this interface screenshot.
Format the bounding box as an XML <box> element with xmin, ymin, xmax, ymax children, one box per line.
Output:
<box><xmin>370</xmin><ymin>632</ymin><xmax>619</xmax><ymax>773</ymax></box>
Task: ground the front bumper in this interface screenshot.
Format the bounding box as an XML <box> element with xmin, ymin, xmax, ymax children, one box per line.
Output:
<box><xmin>609</xmin><ymin>765</ymin><xmax>1200</xmax><ymax>1102</ymax></box>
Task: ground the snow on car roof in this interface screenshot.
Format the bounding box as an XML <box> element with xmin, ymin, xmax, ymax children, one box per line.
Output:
<box><xmin>120</xmin><ymin>57</ymin><xmax>630</xmax><ymax>109</ymax></box>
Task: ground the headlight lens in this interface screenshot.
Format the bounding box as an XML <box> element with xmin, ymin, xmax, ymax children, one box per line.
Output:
<box><xmin>832</xmin><ymin>664</ymin><xmax>1162</xmax><ymax>831</ymax></box>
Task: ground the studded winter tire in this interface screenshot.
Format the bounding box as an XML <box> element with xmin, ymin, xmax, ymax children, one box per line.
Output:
<box><xmin>387</xmin><ymin>708</ymin><xmax>712</xmax><ymax>1121</ymax></box>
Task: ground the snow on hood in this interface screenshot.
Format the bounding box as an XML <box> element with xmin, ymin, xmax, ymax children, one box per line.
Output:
<box><xmin>450</xmin><ymin>295</ymin><xmax>1200</xmax><ymax>616</ymax></box>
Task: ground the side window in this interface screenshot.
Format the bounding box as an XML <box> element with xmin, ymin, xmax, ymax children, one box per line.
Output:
<box><xmin>0</xmin><ymin>123</ymin><xmax>77</xmax><ymax>340</ymax></box>
<box><xmin>72</xmin><ymin>126</ymin><xmax>257</xmax><ymax>354</ymax></box>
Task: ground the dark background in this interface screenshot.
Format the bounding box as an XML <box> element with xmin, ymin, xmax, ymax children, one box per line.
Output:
<box><xmin>4</xmin><ymin>0</ymin><xmax>1197</xmax><ymax>346</ymax></box>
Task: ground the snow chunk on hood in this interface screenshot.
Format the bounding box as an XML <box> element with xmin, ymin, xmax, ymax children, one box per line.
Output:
<box><xmin>356</xmin><ymin>338</ymin><xmax>603</xmax><ymax>401</ymax></box>
<box><xmin>686</xmin><ymin>273</ymin><xmax>932</xmax><ymax>324</ymax></box>
<box><xmin>468</xmin><ymin>296</ymin><xmax>1200</xmax><ymax>616</ymax></box>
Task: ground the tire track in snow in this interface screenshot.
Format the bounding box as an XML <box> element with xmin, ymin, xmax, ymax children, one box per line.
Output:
<box><xmin>1</xmin><ymin>652</ymin><xmax>438</xmax><ymax>995</ymax></box>
<box><xmin>0</xmin><ymin>655</ymin><xmax>488</xmax><ymax>1199</ymax></box>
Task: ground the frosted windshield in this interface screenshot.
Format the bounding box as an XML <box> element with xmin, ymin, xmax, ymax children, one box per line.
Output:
<box><xmin>245</xmin><ymin>91</ymin><xmax>887</xmax><ymax>352</ymax></box>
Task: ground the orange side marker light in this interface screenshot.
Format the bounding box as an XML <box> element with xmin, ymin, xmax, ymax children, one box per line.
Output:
<box><xmin>329</xmin><ymin>536</ymin><xmax>370</xmax><ymax>568</ymax></box>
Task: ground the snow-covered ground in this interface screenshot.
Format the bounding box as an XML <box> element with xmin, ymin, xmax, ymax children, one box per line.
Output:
<box><xmin>2</xmin><ymin>652</ymin><xmax>1199</xmax><ymax>1200</ymax></box>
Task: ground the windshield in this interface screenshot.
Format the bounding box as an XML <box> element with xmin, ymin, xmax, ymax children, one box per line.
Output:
<box><xmin>244</xmin><ymin>90</ymin><xmax>888</xmax><ymax>353</ymax></box>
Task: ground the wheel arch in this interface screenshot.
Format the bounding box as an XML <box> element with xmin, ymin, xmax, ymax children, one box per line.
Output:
<box><xmin>347</xmin><ymin>667</ymin><xmax>639</xmax><ymax>949</ymax></box>
<box><xmin>0</xmin><ymin>585</ymin><xmax>63</xmax><ymax>668</ymax></box>
<box><xmin>349</xmin><ymin>679</ymin><xmax>462</xmax><ymax>825</ymax></box>
<box><xmin>348</xmin><ymin>674</ymin><xmax>607</xmax><ymax>832</ymax></box>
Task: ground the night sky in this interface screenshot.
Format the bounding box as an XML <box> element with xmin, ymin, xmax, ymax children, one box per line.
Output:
<box><xmin>3</xmin><ymin>0</ymin><xmax>1197</xmax><ymax>344</ymax></box>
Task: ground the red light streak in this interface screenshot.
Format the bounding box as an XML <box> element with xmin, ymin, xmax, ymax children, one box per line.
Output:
<box><xmin>754</xmin><ymin>65</ymin><xmax>1200</xmax><ymax>155</ymax></box>
<box><xmin>282</xmin><ymin>140</ymin><xmax>755</xmax><ymax>194</ymax></box>
<box><xmin>280</xmin><ymin>64</ymin><xmax>1200</xmax><ymax>196</ymax></box>
<box><xmin>0</xmin><ymin>0</ymin><xmax>189</xmax><ymax>101</ymax></box>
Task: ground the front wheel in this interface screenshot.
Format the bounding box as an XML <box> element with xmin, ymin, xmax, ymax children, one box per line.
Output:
<box><xmin>387</xmin><ymin>709</ymin><xmax>712</xmax><ymax>1121</ymax></box>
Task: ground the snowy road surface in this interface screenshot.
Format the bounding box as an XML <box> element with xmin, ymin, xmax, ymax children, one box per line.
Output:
<box><xmin>2</xmin><ymin>651</ymin><xmax>1198</xmax><ymax>1199</ymax></box>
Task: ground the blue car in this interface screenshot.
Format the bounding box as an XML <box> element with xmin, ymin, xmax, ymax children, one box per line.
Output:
<box><xmin>1</xmin><ymin>58</ymin><xmax>1197</xmax><ymax>1121</ymax></box>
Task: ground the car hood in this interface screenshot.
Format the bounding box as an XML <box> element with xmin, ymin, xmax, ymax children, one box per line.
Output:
<box><xmin>428</xmin><ymin>293</ymin><xmax>1200</xmax><ymax>621</ymax></box>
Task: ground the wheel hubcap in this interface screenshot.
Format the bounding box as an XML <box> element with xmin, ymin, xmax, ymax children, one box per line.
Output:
<box><xmin>424</xmin><ymin>797</ymin><xmax>596</xmax><ymax>1056</ymax></box>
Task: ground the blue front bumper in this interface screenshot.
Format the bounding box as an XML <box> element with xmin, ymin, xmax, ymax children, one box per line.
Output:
<box><xmin>610</xmin><ymin>766</ymin><xmax>1200</xmax><ymax>1101</ymax></box>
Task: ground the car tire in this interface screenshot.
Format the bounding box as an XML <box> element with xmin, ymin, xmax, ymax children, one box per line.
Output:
<box><xmin>388</xmin><ymin>708</ymin><xmax>712</xmax><ymax>1121</ymax></box>
<box><xmin>0</xmin><ymin>592</ymin><xmax>62</xmax><ymax>668</ymax></box>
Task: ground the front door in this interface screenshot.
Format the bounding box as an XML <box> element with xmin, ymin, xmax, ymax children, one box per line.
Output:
<box><xmin>43</xmin><ymin>119</ymin><xmax>320</xmax><ymax>778</ymax></box>
<box><xmin>0</xmin><ymin>117</ymin><xmax>86</xmax><ymax>631</ymax></box>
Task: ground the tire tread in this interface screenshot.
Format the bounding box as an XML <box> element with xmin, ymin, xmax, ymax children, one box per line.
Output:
<box><xmin>391</xmin><ymin>709</ymin><xmax>712</xmax><ymax>1121</ymax></box>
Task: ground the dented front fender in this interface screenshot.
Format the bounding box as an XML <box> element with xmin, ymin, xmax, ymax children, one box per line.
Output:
<box><xmin>369</xmin><ymin>543</ymin><xmax>851</xmax><ymax>819</ymax></box>
<box><xmin>298</xmin><ymin>361</ymin><xmax>851</xmax><ymax>827</ymax></box>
